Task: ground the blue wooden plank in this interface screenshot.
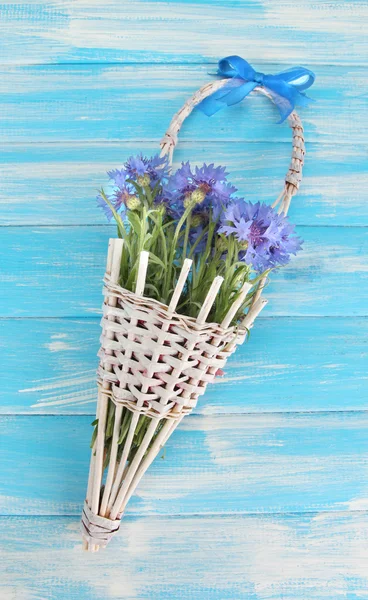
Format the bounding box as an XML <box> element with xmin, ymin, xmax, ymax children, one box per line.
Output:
<box><xmin>0</xmin><ymin>0</ymin><xmax>366</xmax><ymax>592</ymax></box>
<box><xmin>1</xmin><ymin>0</ymin><xmax>367</xmax><ymax>66</ymax></box>
<box><xmin>0</xmin><ymin>65</ymin><xmax>365</xmax><ymax>144</ymax></box>
<box><xmin>0</xmin><ymin>226</ymin><xmax>366</xmax><ymax>317</ymax></box>
<box><xmin>1</xmin><ymin>413</ymin><xmax>368</xmax><ymax>516</ymax></box>
<box><xmin>1</xmin><ymin>317</ymin><xmax>367</xmax><ymax>415</ymax></box>
<box><xmin>2</xmin><ymin>141</ymin><xmax>367</xmax><ymax>227</ymax></box>
<box><xmin>2</xmin><ymin>513</ymin><xmax>368</xmax><ymax>599</ymax></box>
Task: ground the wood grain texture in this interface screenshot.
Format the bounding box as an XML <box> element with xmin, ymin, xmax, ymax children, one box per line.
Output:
<box><xmin>1</xmin><ymin>0</ymin><xmax>367</xmax><ymax>66</ymax></box>
<box><xmin>1</xmin><ymin>512</ymin><xmax>368</xmax><ymax>599</ymax></box>
<box><xmin>2</xmin><ymin>413</ymin><xmax>368</xmax><ymax>516</ymax></box>
<box><xmin>1</xmin><ymin>226</ymin><xmax>366</xmax><ymax>317</ymax></box>
<box><xmin>1</xmin><ymin>0</ymin><xmax>367</xmax><ymax>593</ymax></box>
<box><xmin>2</xmin><ymin>141</ymin><xmax>368</xmax><ymax>227</ymax></box>
<box><xmin>1</xmin><ymin>317</ymin><xmax>367</xmax><ymax>415</ymax></box>
<box><xmin>0</xmin><ymin>65</ymin><xmax>366</xmax><ymax>144</ymax></box>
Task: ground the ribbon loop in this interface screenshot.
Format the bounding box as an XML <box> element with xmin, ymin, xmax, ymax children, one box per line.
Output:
<box><xmin>198</xmin><ymin>56</ymin><xmax>315</xmax><ymax>123</ymax></box>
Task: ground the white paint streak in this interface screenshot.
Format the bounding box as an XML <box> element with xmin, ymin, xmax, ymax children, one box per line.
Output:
<box><xmin>19</xmin><ymin>371</ymin><xmax>95</xmax><ymax>394</ymax></box>
<box><xmin>3</xmin><ymin>0</ymin><xmax>363</xmax><ymax>66</ymax></box>
<box><xmin>19</xmin><ymin>370</ymin><xmax>96</xmax><ymax>409</ymax></box>
<box><xmin>2</xmin><ymin>513</ymin><xmax>368</xmax><ymax>598</ymax></box>
<box><xmin>264</xmin><ymin>1</ymin><xmax>368</xmax><ymax>35</ymax></box>
<box><xmin>217</xmin><ymin>363</ymin><xmax>293</xmax><ymax>384</ymax></box>
<box><xmin>284</xmin><ymin>245</ymin><xmax>368</xmax><ymax>274</ymax></box>
<box><xmin>344</xmin><ymin>497</ymin><xmax>368</xmax><ymax>511</ymax></box>
<box><xmin>31</xmin><ymin>392</ymin><xmax>95</xmax><ymax>409</ymax></box>
<box><xmin>129</xmin><ymin>415</ymin><xmax>368</xmax><ymax>514</ymax></box>
<box><xmin>45</xmin><ymin>341</ymin><xmax>74</xmax><ymax>352</ymax></box>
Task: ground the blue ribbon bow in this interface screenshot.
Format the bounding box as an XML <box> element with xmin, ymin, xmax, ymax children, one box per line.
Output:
<box><xmin>198</xmin><ymin>56</ymin><xmax>315</xmax><ymax>123</ymax></box>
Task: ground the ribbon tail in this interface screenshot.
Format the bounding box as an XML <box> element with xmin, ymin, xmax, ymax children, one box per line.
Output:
<box><xmin>271</xmin><ymin>89</ymin><xmax>314</xmax><ymax>123</ymax></box>
<box><xmin>266</xmin><ymin>88</ymin><xmax>294</xmax><ymax>123</ymax></box>
<box><xmin>197</xmin><ymin>79</ymin><xmax>256</xmax><ymax>116</ymax></box>
<box><xmin>197</xmin><ymin>96</ymin><xmax>228</xmax><ymax>116</ymax></box>
<box><xmin>296</xmin><ymin>91</ymin><xmax>314</xmax><ymax>107</ymax></box>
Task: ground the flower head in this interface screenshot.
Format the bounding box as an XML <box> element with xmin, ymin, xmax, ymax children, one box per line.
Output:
<box><xmin>96</xmin><ymin>169</ymin><xmax>131</xmax><ymax>221</ymax></box>
<box><xmin>97</xmin><ymin>154</ymin><xmax>169</xmax><ymax>219</ymax></box>
<box><xmin>96</xmin><ymin>193</ymin><xmax>114</xmax><ymax>221</ymax></box>
<box><xmin>164</xmin><ymin>162</ymin><xmax>237</xmax><ymax>222</ymax></box>
<box><xmin>219</xmin><ymin>200</ymin><xmax>302</xmax><ymax>271</ymax></box>
<box><xmin>124</xmin><ymin>153</ymin><xmax>170</xmax><ymax>184</ymax></box>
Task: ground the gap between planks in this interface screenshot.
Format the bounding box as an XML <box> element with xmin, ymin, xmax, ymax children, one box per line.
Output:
<box><xmin>1</xmin><ymin>316</ymin><xmax>367</xmax><ymax>321</ymax></box>
<box><xmin>1</xmin><ymin>60</ymin><xmax>366</xmax><ymax>68</ymax></box>
<box><xmin>1</xmin><ymin>509</ymin><xmax>367</xmax><ymax>519</ymax></box>
<box><xmin>2</xmin><ymin>224</ymin><xmax>367</xmax><ymax>229</ymax></box>
<box><xmin>3</xmin><ymin>409</ymin><xmax>368</xmax><ymax>417</ymax></box>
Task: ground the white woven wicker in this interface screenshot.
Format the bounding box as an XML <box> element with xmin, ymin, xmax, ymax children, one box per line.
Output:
<box><xmin>81</xmin><ymin>79</ymin><xmax>305</xmax><ymax>551</ymax></box>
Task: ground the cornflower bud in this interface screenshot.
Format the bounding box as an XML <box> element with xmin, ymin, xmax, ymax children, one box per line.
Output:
<box><xmin>126</xmin><ymin>195</ymin><xmax>141</xmax><ymax>210</ymax></box>
<box><xmin>191</xmin><ymin>188</ymin><xmax>206</xmax><ymax>204</ymax></box>
<box><xmin>183</xmin><ymin>193</ymin><xmax>193</xmax><ymax>208</ymax></box>
<box><xmin>217</xmin><ymin>238</ymin><xmax>228</xmax><ymax>252</ymax></box>
<box><xmin>191</xmin><ymin>214</ymin><xmax>203</xmax><ymax>227</ymax></box>
<box><xmin>238</xmin><ymin>240</ymin><xmax>249</xmax><ymax>251</ymax></box>
<box><xmin>137</xmin><ymin>173</ymin><xmax>151</xmax><ymax>187</ymax></box>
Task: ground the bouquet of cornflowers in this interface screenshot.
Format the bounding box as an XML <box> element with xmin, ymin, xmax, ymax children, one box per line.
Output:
<box><xmin>81</xmin><ymin>56</ymin><xmax>313</xmax><ymax>552</ymax></box>
<box><xmin>97</xmin><ymin>156</ymin><xmax>300</xmax><ymax>322</ymax></box>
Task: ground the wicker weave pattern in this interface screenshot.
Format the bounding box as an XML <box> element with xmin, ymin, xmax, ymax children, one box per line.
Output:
<box><xmin>98</xmin><ymin>279</ymin><xmax>245</xmax><ymax>420</ymax></box>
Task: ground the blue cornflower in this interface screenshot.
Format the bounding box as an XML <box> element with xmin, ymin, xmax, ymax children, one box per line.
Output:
<box><xmin>97</xmin><ymin>154</ymin><xmax>170</xmax><ymax>219</ymax></box>
<box><xmin>106</xmin><ymin>168</ymin><xmax>129</xmax><ymax>189</ymax></box>
<box><xmin>219</xmin><ymin>200</ymin><xmax>303</xmax><ymax>271</ymax></box>
<box><xmin>164</xmin><ymin>162</ymin><xmax>237</xmax><ymax>222</ymax></box>
<box><xmin>96</xmin><ymin>192</ymin><xmax>114</xmax><ymax>221</ymax></box>
<box><xmin>125</xmin><ymin>153</ymin><xmax>170</xmax><ymax>184</ymax></box>
<box><xmin>96</xmin><ymin>168</ymin><xmax>131</xmax><ymax>221</ymax></box>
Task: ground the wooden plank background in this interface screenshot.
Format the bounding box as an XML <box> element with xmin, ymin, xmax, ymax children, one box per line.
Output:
<box><xmin>0</xmin><ymin>1</ymin><xmax>367</xmax><ymax>598</ymax></box>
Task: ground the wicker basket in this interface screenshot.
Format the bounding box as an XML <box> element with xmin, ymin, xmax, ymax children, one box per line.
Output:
<box><xmin>81</xmin><ymin>78</ymin><xmax>305</xmax><ymax>551</ymax></box>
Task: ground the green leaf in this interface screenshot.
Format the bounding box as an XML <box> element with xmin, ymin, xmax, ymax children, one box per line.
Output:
<box><xmin>145</xmin><ymin>283</ymin><xmax>161</xmax><ymax>297</ymax></box>
<box><xmin>126</xmin><ymin>179</ymin><xmax>144</xmax><ymax>195</ymax></box>
<box><xmin>90</xmin><ymin>426</ymin><xmax>98</xmax><ymax>449</ymax></box>
<box><xmin>99</xmin><ymin>189</ymin><xmax>131</xmax><ymax>253</ymax></box>
<box><xmin>127</xmin><ymin>210</ymin><xmax>143</xmax><ymax>236</ymax></box>
<box><xmin>148</xmin><ymin>252</ymin><xmax>166</xmax><ymax>270</ymax></box>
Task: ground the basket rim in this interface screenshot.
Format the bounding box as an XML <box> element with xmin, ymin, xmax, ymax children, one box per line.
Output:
<box><xmin>103</xmin><ymin>274</ymin><xmax>249</xmax><ymax>336</ymax></box>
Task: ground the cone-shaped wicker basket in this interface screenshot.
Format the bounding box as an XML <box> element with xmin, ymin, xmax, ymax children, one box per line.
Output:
<box><xmin>81</xmin><ymin>79</ymin><xmax>305</xmax><ymax>551</ymax></box>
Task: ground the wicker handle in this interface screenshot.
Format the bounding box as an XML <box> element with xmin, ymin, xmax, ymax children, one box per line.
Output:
<box><xmin>160</xmin><ymin>79</ymin><xmax>305</xmax><ymax>215</ymax></box>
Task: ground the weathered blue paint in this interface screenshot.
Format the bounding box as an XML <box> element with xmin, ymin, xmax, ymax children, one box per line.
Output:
<box><xmin>2</xmin><ymin>512</ymin><xmax>368</xmax><ymax>599</ymax></box>
<box><xmin>2</xmin><ymin>142</ymin><xmax>368</xmax><ymax>226</ymax></box>
<box><xmin>1</xmin><ymin>0</ymin><xmax>367</xmax><ymax>597</ymax></box>
<box><xmin>0</xmin><ymin>226</ymin><xmax>367</xmax><ymax>317</ymax></box>
<box><xmin>2</xmin><ymin>412</ymin><xmax>368</xmax><ymax>516</ymax></box>
<box><xmin>1</xmin><ymin>317</ymin><xmax>367</xmax><ymax>414</ymax></box>
<box><xmin>1</xmin><ymin>0</ymin><xmax>367</xmax><ymax>66</ymax></box>
<box><xmin>0</xmin><ymin>65</ymin><xmax>366</xmax><ymax>144</ymax></box>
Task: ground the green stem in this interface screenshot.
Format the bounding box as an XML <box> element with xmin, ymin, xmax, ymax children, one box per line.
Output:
<box><xmin>164</xmin><ymin>201</ymin><xmax>195</xmax><ymax>301</ymax></box>
<box><xmin>181</xmin><ymin>211</ymin><xmax>192</xmax><ymax>266</ymax></box>
<box><xmin>188</xmin><ymin>225</ymin><xmax>209</xmax><ymax>259</ymax></box>
<box><xmin>100</xmin><ymin>190</ymin><xmax>130</xmax><ymax>252</ymax></box>
<box><xmin>196</xmin><ymin>218</ymin><xmax>216</xmax><ymax>292</ymax></box>
<box><xmin>149</xmin><ymin>211</ymin><xmax>168</xmax><ymax>274</ymax></box>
